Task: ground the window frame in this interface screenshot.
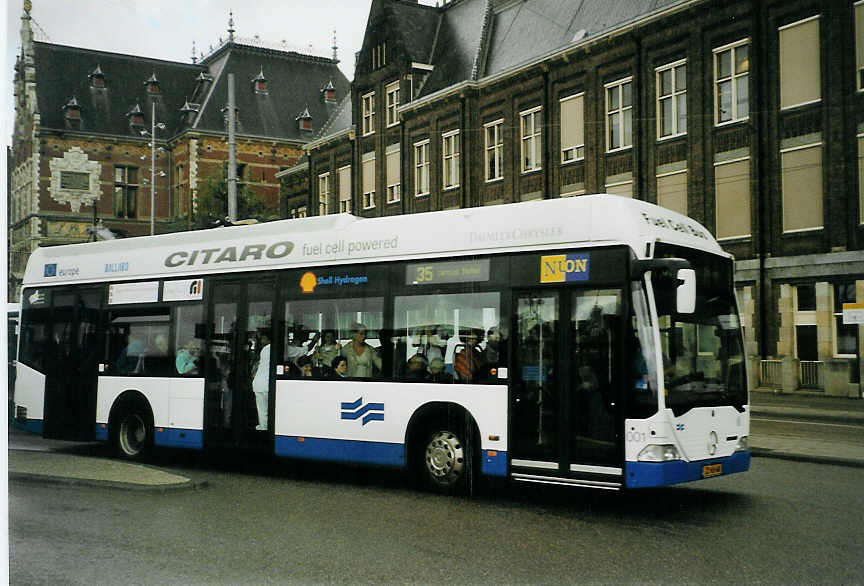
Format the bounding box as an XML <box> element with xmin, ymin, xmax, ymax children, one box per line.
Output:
<box><xmin>442</xmin><ymin>130</ymin><xmax>461</xmax><ymax>190</ymax></box>
<box><xmin>414</xmin><ymin>139</ymin><xmax>430</xmax><ymax>197</ymax></box>
<box><xmin>832</xmin><ymin>282</ymin><xmax>858</xmax><ymax>358</ymax></box>
<box><xmin>560</xmin><ymin>93</ymin><xmax>585</xmax><ymax>164</ymax></box>
<box><xmin>386</xmin><ymin>81</ymin><xmax>400</xmax><ymax>127</ymax></box>
<box><xmin>605</xmin><ymin>77</ymin><xmax>633</xmax><ymax>152</ymax></box>
<box><xmin>713</xmin><ymin>39</ymin><xmax>750</xmax><ymax>126</ymax></box>
<box><xmin>385</xmin><ymin>145</ymin><xmax>401</xmax><ymax>204</ymax></box>
<box><xmin>361</xmin><ymin>91</ymin><xmax>376</xmax><ymax>136</ymax></box>
<box><xmin>780</xmin><ymin>141</ymin><xmax>824</xmax><ymax>234</ymax></box>
<box><xmin>856</xmin><ymin>1</ymin><xmax>864</xmax><ymax>91</ymax></box>
<box><xmin>113</xmin><ymin>165</ymin><xmax>139</xmax><ymax>219</ymax></box>
<box><xmin>520</xmin><ymin>106</ymin><xmax>543</xmax><ymax>173</ymax></box>
<box><xmin>318</xmin><ymin>172</ymin><xmax>330</xmax><ymax>216</ymax></box>
<box><xmin>656</xmin><ymin>60</ymin><xmax>687</xmax><ymax>140</ymax></box>
<box><xmin>484</xmin><ymin>118</ymin><xmax>504</xmax><ymax>183</ymax></box>
<box><xmin>779</xmin><ymin>15</ymin><xmax>822</xmax><ymax>110</ymax></box>
<box><xmin>338</xmin><ymin>165</ymin><xmax>352</xmax><ymax>213</ymax></box>
<box><xmin>362</xmin><ymin>153</ymin><xmax>376</xmax><ymax>210</ymax></box>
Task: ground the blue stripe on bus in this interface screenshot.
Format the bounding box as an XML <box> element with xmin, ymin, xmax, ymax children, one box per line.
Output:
<box><xmin>14</xmin><ymin>418</ymin><xmax>43</xmax><ymax>435</ymax></box>
<box><xmin>154</xmin><ymin>428</ymin><xmax>203</xmax><ymax>450</ymax></box>
<box><xmin>95</xmin><ymin>424</ymin><xmax>203</xmax><ymax>449</ymax></box>
<box><xmin>275</xmin><ymin>435</ymin><xmax>405</xmax><ymax>467</ymax></box>
<box><xmin>482</xmin><ymin>450</ymin><xmax>508</xmax><ymax>477</ymax></box>
<box><xmin>624</xmin><ymin>451</ymin><xmax>750</xmax><ymax>488</ymax></box>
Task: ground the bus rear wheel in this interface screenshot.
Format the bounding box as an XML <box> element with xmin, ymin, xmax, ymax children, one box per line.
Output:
<box><xmin>421</xmin><ymin>428</ymin><xmax>470</xmax><ymax>494</ymax></box>
<box><xmin>112</xmin><ymin>402</ymin><xmax>153</xmax><ymax>461</ymax></box>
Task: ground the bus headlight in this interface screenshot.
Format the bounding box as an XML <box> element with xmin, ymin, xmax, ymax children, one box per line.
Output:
<box><xmin>638</xmin><ymin>444</ymin><xmax>681</xmax><ymax>462</ymax></box>
<box><xmin>736</xmin><ymin>436</ymin><xmax>749</xmax><ymax>451</ymax></box>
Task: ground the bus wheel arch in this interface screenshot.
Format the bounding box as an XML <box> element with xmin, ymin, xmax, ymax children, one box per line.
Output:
<box><xmin>406</xmin><ymin>402</ymin><xmax>480</xmax><ymax>495</ymax></box>
<box><xmin>108</xmin><ymin>390</ymin><xmax>154</xmax><ymax>461</ymax></box>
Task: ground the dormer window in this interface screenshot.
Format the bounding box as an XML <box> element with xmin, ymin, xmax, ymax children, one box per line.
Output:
<box><xmin>63</xmin><ymin>96</ymin><xmax>81</xmax><ymax>120</ymax></box>
<box><xmin>89</xmin><ymin>65</ymin><xmax>105</xmax><ymax>88</ymax></box>
<box><xmin>321</xmin><ymin>80</ymin><xmax>336</xmax><ymax>103</ymax></box>
<box><xmin>296</xmin><ymin>107</ymin><xmax>312</xmax><ymax>132</ymax></box>
<box><xmin>252</xmin><ymin>68</ymin><xmax>268</xmax><ymax>93</ymax></box>
<box><xmin>126</xmin><ymin>103</ymin><xmax>145</xmax><ymax>127</ymax></box>
<box><xmin>180</xmin><ymin>100</ymin><xmax>200</xmax><ymax>125</ymax></box>
<box><xmin>145</xmin><ymin>72</ymin><xmax>160</xmax><ymax>94</ymax></box>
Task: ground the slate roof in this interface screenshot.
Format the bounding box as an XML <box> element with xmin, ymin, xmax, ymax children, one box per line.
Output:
<box><xmin>407</xmin><ymin>0</ymin><xmax>688</xmax><ymax>100</ymax></box>
<box><xmin>32</xmin><ymin>40</ymin><xmax>350</xmax><ymax>142</ymax></box>
<box><xmin>194</xmin><ymin>43</ymin><xmax>350</xmax><ymax>141</ymax></box>
<box><xmin>33</xmin><ymin>42</ymin><xmax>203</xmax><ymax>137</ymax></box>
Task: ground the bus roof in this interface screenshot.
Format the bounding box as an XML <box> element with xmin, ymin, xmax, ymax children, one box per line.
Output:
<box><xmin>22</xmin><ymin>195</ymin><xmax>725</xmax><ymax>287</ymax></box>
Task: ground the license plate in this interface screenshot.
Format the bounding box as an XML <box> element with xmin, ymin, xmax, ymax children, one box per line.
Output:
<box><xmin>702</xmin><ymin>463</ymin><xmax>722</xmax><ymax>478</ymax></box>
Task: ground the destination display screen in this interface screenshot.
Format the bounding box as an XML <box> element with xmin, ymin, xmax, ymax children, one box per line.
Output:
<box><xmin>405</xmin><ymin>259</ymin><xmax>491</xmax><ymax>285</ymax></box>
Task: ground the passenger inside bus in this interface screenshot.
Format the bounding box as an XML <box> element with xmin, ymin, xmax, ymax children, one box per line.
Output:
<box><xmin>331</xmin><ymin>355</ymin><xmax>348</xmax><ymax>377</ymax></box>
<box><xmin>341</xmin><ymin>323</ymin><xmax>381</xmax><ymax>378</ymax></box>
<box><xmin>296</xmin><ymin>355</ymin><xmax>314</xmax><ymax>377</ymax></box>
<box><xmin>427</xmin><ymin>357</ymin><xmax>454</xmax><ymax>383</ymax></box>
<box><xmin>405</xmin><ymin>353</ymin><xmax>428</xmax><ymax>380</ymax></box>
<box><xmin>252</xmin><ymin>329</ymin><xmax>271</xmax><ymax>431</ymax></box>
<box><xmin>313</xmin><ymin>329</ymin><xmax>340</xmax><ymax>371</ymax></box>
<box><xmin>454</xmin><ymin>328</ymin><xmax>487</xmax><ymax>382</ymax></box>
<box><xmin>175</xmin><ymin>339</ymin><xmax>200</xmax><ymax>375</ymax></box>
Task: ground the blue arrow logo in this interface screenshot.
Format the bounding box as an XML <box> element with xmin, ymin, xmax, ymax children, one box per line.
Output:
<box><xmin>340</xmin><ymin>397</ymin><xmax>384</xmax><ymax>425</ymax></box>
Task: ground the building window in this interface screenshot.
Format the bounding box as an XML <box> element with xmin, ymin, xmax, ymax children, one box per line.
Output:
<box><xmin>714</xmin><ymin>40</ymin><xmax>749</xmax><ymax>125</ymax></box>
<box><xmin>858</xmin><ymin>133</ymin><xmax>864</xmax><ymax>225</ymax></box>
<box><xmin>175</xmin><ymin>164</ymin><xmax>186</xmax><ymax>215</ymax></box>
<box><xmin>781</xmin><ymin>142</ymin><xmax>823</xmax><ymax>233</ymax></box>
<box><xmin>714</xmin><ymin>157</ymin><xmax>751</xmax><ymax>239</ymax></box>
<box><xmin>113</xmin><ymin>166</ymin><xmax>138</xmax><ymax>218</ymax></box>
<box><xmin>656</xmin><ymin>61</ymin><xmax>687</xmax><ymax>139</ymax></box>
<box><xmin>318</xmin><ymin>172</ymin><xmax>330</xmax><ymax>216</ymax></box>
<box><xmin>657</xmin><ymin>169</ymin><xmax>687</xmax><ymax>215</ymax></box>
<box><xmin>362</xmin><ymin>91</ymin><xmax>376</xmax><ymax>136</ymax></box>
<box><xmin>606</xmin><ymin>78</ymin><xmax>633</xmax><ymax>151</ymax></box>
<box><xmin>372</xmin><ymin>41</ymin><xmax>387</xmax><ymax>70</ymax></box>
<box><xmin>386</xmin><ymin>81</ymin><xmax>400</xmax><ymax>127</ymax></box>
<box><xmin>520</xmin><ymin>107</ymin><xmax>542</xmax><ymax>172</ymax></box>
<box><xmin>442</xmin><ymin>130</ymin><xmax>460</xmax><ymax>189</ymax></box>
<box><xmin>780</xmin><ymin>16</ymin><xmax>821</xmax><ymax>109</ymax></box>
<box><xmin>338</xmin><ymin>165</ymin><xmax>352</xmax><ymax>213</ymax></box>
<box><xmin>362</xmin><ymin>152</ymin><xmax>376</xmax><ymax>209</ymax></box>
<box><xmin>857</xmin><ymin>2</ymin><xmax>864</xmax><ymax>90</ymax></box>
<box><xmin>560</xmin><ymin>93</ymin><xmax>584</xmax><ymax>163</ymax></box>
<box><xmin>386</xmin><ymin>144</ymin><xmax>400</xmax><ymax>203</ymax></box>
<box><xmin>414</xmin><ymin>140</ymin><xmax>430</xmax><ymax>196</ymax></box>
<box><xmin>795</xmin><ymin>284</ymin><xmax>818</xmax><ymax>361</ymax></box>
<box><xmin>834</xmin><ymin>282</ymin><xmax>859</xmax><ymax>357</ymax></box>
<box><xmin>485</xmin><ymin>119</ymin><xmax>504</xmax><ymax>182</ymax></box>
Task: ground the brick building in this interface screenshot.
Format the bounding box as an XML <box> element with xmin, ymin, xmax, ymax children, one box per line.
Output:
<box><xmin>9</xmin><ymin>4</ymin><xmax>349</xmax><ymax>299</ymax></box>
<box><xmin>279</xmin><ymin>0</ymin><xmax>864</xmax><ymax>397</ymax></box>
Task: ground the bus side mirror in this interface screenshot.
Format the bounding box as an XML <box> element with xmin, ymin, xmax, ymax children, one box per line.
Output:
<box><xmin>677</xmin><ymin>269</ymin><xmax>696</xmax><ymax>314</ymax></box>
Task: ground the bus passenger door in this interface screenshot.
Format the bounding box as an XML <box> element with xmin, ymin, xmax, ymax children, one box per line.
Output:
<box><xmin>204</xmin><ymin>280</ymin><xmax>274</xmax><ymax>449</ymax></box>
<box><xmin>43</xmin><ymin>287</ymin><xmax>103</xmax><ymax>441</ymax></box>
<box><xmin>510</xmin><ymin>288</ymin><xmax>624</xmax><ymax>484</ymax></box>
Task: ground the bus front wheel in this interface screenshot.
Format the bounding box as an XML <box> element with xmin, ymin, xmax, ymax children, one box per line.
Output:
<box><xmin>112</xmin><ymin>400</ymin><xmax>153</xmax><ymax>461</ymax></box>
<box><xmin>420</xmin><ymin>427</ymin><xmax>470</xmax><ymax>494</ymax></box>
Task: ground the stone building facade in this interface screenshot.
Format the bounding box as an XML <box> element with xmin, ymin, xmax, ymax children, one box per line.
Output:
<box><xmin>9</xmin><ymin>4</ymin><xmax>349</xmax><ymax>299</ymax></box>
<box><xmin>279</xmin><ymin>0</ymin><xmax>864</xmax><ymax>397</ymax></box>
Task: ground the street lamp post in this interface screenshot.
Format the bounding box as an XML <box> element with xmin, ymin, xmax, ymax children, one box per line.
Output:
<box><xmin>146</xmin><ymin>101</ymin><xmax>166</xmax><ymax>236</ymax></box>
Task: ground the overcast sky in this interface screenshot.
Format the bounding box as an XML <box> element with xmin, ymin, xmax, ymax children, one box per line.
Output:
<box><xmin>1</xmin><ymin>0</ymin><xmax>401</xmax><ymax>150</ymax></box>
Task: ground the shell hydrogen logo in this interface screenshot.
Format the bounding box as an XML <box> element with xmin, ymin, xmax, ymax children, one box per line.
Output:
<box><xmin>300</xmin><ymin>272</ymin><xmax>317</xmax><ymax>293</ymax></box>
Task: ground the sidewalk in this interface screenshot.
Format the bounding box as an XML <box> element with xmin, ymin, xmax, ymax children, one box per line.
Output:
<box><xmin>749</xmin><ymin>389</ymin><xmax>864</xmax><ymax>468</ymax></box>
<box><xmin>7</xmin><ymin>428</ymin><xmax>196</xmax><ymax>491</ymax></box>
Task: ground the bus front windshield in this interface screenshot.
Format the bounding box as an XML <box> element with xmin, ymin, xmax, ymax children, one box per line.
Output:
<box><xmin>653</xmin><ymin>244</ymin><xmax>747</xmax><ymax>416</ymax></box>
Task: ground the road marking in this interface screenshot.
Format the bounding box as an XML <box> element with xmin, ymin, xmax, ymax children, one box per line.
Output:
<box><xmin>752</xmin><ymin>417</ymin><xmax>862</xmax><ymax>430</ymax></box>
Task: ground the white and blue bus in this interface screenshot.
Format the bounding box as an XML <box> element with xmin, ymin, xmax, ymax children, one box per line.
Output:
<box><xmin>13</xmin><ymin>195</ymin><xmax>749</xmax><ymax>492</ymax></box>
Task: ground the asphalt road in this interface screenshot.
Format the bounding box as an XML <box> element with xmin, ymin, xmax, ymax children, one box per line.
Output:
<box><xmin>10</xmin><ymin>453</ymin><xmax>863</xmax><ymax>585</ymax></box>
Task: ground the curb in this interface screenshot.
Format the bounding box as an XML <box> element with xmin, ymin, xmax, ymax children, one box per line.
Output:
<box><xmin>751</xmin><ymin>448</ymin><xmax>864</xmax><ymax>469</ymax></box>
<box><xmin>750</xmin><ymin>409</ymin><xmax>864</xmax><ymax>426</ymax></box>
<box><xmin>9</xmin><ymin>471</ymin><xmax>208</xmax><ymax>492</ymax></box>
